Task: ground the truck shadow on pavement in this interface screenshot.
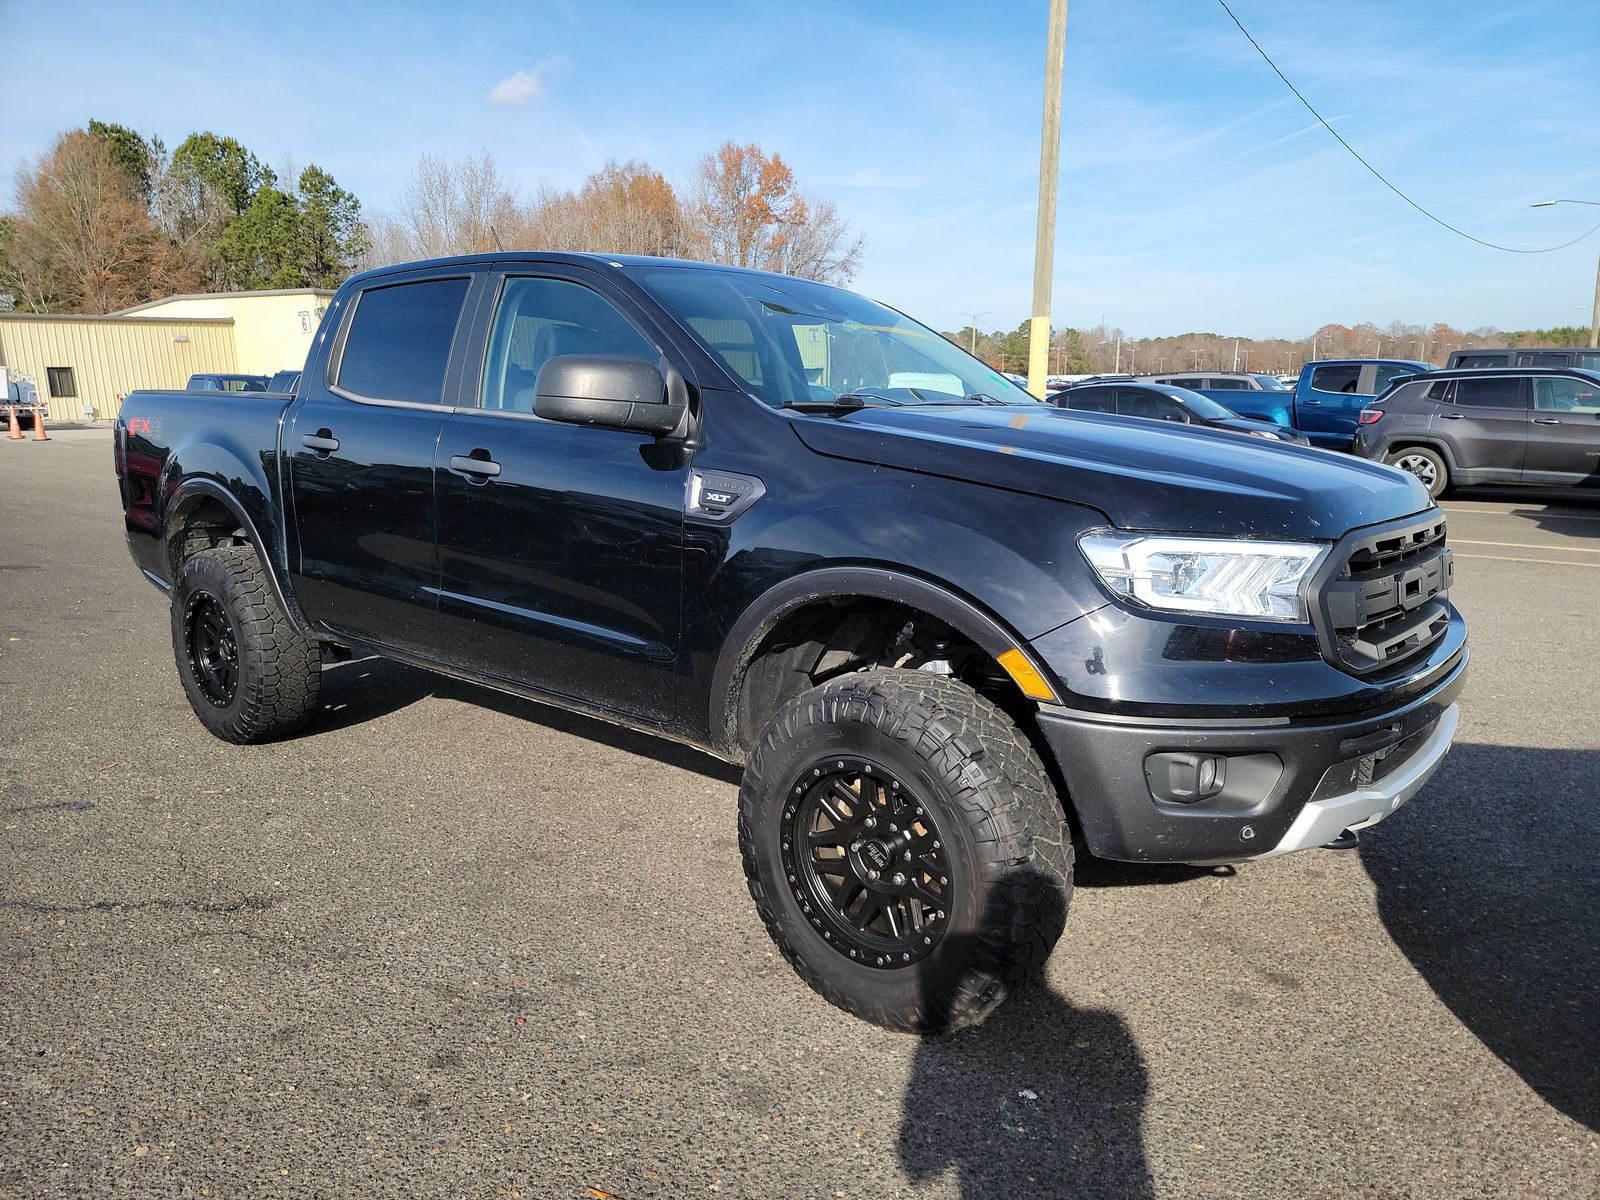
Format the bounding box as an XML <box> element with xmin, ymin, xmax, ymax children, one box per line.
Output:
<box><xmin>311</xmin><ymin>655</ymin><xmax>743</xmax><ymax>782</ymax></box>
<box><xmin>1360</xmin><ymin>742</ymin><xmax>1598</xmax><ymax>1131</ymax></box>
<box><xmin>899</xmin><ymin>870</ymin><xmax>1155</xmax><ymax>1200</ymax></box>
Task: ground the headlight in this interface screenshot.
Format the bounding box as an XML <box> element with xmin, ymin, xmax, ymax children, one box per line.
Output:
<box><xmin>1247</xmin><ymin>429</ymin><xmax>1283</xmax><ymax>440</ymax></box>
<box><xmin>1079</xmin><ymin>533</ymin><xmax>1327</xmax><ymax>622</ymax></box>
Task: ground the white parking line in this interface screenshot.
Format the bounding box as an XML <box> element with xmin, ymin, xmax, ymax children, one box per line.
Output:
<box><xmin>1454</xmin><ymin>538</ymin><xmax>1600</xmax><ymax>555</ymax></box>
<box><xmin>1443</xmin><ymin>506</ymin><xmax>1600</xmax><ymax>522</ymax></box>
<box><xmin>1455</xmin><ymin>553</ymin><xmax>1600</xmax><ymax>568</ymax></box>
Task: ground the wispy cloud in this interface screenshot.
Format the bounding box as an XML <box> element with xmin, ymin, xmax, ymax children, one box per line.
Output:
<box><xmin>487</xmin><ymin>56</ymin><xmax>569</xmax><ymax>107</ymax></box>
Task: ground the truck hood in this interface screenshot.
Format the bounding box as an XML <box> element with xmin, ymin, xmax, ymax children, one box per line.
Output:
<box><xmin>788</xmin><ymin>404</ymin><xmax>1429</xmax><ymax>538</ymax></box>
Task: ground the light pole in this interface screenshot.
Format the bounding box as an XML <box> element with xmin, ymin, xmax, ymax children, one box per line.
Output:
<box><xmin>1026</xmin><ymin>0</ymin><xmax>1070</xmax><ymax>397</ymax></box>
<box><xmin>1530</xmin><ymin>199</ymin><xmax>1600</xmax><ymax>348</ymax></box>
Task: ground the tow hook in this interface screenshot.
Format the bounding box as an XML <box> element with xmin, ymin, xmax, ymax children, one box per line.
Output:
<box><xmin>1322</xmin><ymin>828</ymin><xmax>1360</xmax><ymax>851</ymax></box>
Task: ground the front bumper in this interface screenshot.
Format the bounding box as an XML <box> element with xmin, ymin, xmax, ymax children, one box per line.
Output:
<box><xmin>1033</xmin><ymin>650</ymin><xmax>1466</xmax><ymax>864</ymax></box>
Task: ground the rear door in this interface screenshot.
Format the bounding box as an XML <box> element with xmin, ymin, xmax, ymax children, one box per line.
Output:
<box><xmin>1438</xmin><ymin>375</ymin><xmax>1529</xmax><ymax>480</ymax></box>
<box><xmin>1296</xmin><ymin>363</ymin><xmax>1363</xmax><ymax>440</ymax></box>
<box><xmin>430</xmin><ymin>266</ymin><xmax>690</xmax><ymax>723</ymax></box>
<box><xmin>287</xmin><ymin>268</ymin><xmax>482</xmax><ymax>652</ymax></box>
<box><xmin>1525</xmin><ymin>374</ymin><xmax>1600</xmax><ymax>482</ymax></box>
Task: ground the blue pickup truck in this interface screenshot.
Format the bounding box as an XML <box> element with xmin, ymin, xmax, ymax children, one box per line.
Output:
<box><xmin>1147</xmin><ymin>360</ymin><xmax>1434</xmax><ymax>449</ymax></box>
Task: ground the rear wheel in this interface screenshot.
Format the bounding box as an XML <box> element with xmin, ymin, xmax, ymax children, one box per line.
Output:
<box><xmin>170</xmin><ymin>545</ymin><xmax>320</xmax><ymax>743</ymax></box>
<box><xmin>739</xmin><ymin>669</ymin><xmax>1072</xmax><ymax>1033</ymax></box>
<box><xmin>1387</xmin><ymin>446</ymin><xmax>1448</xmax><ymax>498</ymax></box>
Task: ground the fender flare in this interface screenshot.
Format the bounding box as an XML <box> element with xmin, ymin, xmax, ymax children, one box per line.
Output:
<box><xmin>707</xmin><ymin>565</ymin><xmax>1057</xmax><ymax>758</ymax></box>
<box><xmin>165</xmin><ymin>479</ymin><xmax>315</xmax><ymax>636</ymax></box>
<box><xmin>1378</xmin><ymin>436</ymin><xmax>1461</xmax><ymax>473</ymax></box>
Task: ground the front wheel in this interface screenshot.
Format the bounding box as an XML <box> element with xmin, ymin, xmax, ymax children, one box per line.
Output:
<box><xmin>739</xmin><ymin>669</ymin><xmax>1073</xmax><ymax>1033</ymax></box>
<box><xmin>1387</xmin><ymin>446</ymin><xmax>1448</xmax><ymax>498</ymax></box>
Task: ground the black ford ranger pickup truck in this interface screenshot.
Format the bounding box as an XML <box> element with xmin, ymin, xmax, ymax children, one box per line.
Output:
<box><xmin>115</xmin><ymin>253</ymin><xmax>1466</xmax><ymax>1032</ymax></box>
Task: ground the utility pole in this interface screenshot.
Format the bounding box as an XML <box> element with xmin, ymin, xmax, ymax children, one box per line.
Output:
<box><xmin>1026</xmin><ymin>0</ymin><xmax>1069</xmax><ymax>399</ymax></box>
<box><xmin>961</xmin><ymin>311</ymin><xmax>995</xmax><ymax>355</ymax></box>
<box><xmin>1530</xmin><ymin>199</ymin><xmax>1600</xmax><ymax>348</ymax></box>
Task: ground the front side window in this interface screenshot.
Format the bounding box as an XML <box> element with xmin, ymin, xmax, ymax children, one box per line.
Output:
<box><xmin>1518</xmin><ymin>352</ymin><xmax>1568</xmax><ymax>368</ymax></box>
<box><xmin>1452</xmin><ymin>377</ymin><xmax>1526</xmax><ymax>409</ymax></box>
<box><xmin>47</xmin><ymin>366</ymin><xmax>77</xmax><ymax>398</ymax></box>
<box><xmin>336</xmin><ymin>277</ymin><xmax>470</xmax><ymax>405</ymax></box>
<box><xmin>1374</xmin><ymin>364</ymin><xmax>1420</xmax><ymax>394</ymax></box>
<box><xmin>1310</xmin><ymin>364</ymin><xmax>1362</xmax><ymax>394</ymax></box>
<box><xmin>1533</xmin><ymin>376</ymin><xmax>1600</xmax><ymax>414</ymax></box>
<box><xmin>1575</xmin><ymin>352</ymin><xmax>1600</xmax><ymax>370</ymax></box>
<box><xmin>1169</xmin><ymin>377</ymin><xmax>1205</xmax><ymax>389</ymax></box>
<box><xmin>480</xmin><ymin>277</ymin><xmax>658</xmax><ymax>413</ymax></box>
<box><xmin>631</xmin><ymin>265</ymin><xmax>1032</xmax><ymax>408</ymax></box>
<box><xmin>1116</xmin><ymin>389</ymin><xmax>1167</xmax><ymax>420</ymax></box>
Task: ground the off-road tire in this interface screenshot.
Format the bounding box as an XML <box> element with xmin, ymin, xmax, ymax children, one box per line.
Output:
<box><xmin>740</xmin><ymin>668</ymin><xmax>1073</xmax><ymax>1034</ymax></box>
<box><xmin>1387</xmin><ymin>445</ymin><xmax>1448</xmax><ymax>498</ymax></box>
<box><xmin>170</xmin><ymin>545</ymin><xmax>320</xmax><ymax>743</ymax></box>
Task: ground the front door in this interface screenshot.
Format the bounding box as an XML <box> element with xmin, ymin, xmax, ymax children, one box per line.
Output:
<box><xmin>287</xmin><ymin>270</ymin><xmax>479</xmax><ymax>652</ymax></box>
<box><xmin>1525</xmin><ymin>374</ymin><xmax>1600</xmax><ymax>483</ymax></box>
<box><xmin>431</xmin><ymin>269</ymin><xmax>690</xmax><ymax>723</ymax></box>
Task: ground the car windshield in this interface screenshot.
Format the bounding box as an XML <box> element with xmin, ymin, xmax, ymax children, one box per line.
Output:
<box><xmin>1165</xmin><ymin>387</ymin><xmax>1234</xmax><ymax>420</ymax></box>
<box><xmin>1251</xmin><ymin>373</ymin><xmax>1290</xmax><ymax>391</ymax></box>
<box><xmin>628</xmin><ymin>265</ymin><xmax>1036</xmax><ymax>408</ymax></box>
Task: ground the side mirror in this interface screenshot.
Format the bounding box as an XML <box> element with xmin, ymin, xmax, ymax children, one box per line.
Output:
<box><xmin>534</xmin><ymin>354</ymin><xmax>684</xmax><ymax>436</ymax></box>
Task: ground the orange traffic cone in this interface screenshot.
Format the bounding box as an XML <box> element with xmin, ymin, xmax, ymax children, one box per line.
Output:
<box><xmin>6</xmin><ymin>407</ymin><xmax>21</xmax><ymax>440</ymax></box>
<box><xmin>32</xmin><ymin>406</ymin><xmax>48</xmax><ymax>441</ymax></box>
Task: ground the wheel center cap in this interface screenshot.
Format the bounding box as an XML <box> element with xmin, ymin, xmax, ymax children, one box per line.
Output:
<box><xmin>860</xmin><ymin>840</ymin><xmax>892</xmax><ymax>873</ymax></box>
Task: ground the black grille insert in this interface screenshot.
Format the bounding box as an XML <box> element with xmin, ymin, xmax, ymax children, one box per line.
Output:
<box><xmin>1317</xmin><ymin>512</ymin><xmax>1452</xmax><ymax>674</ymax></box>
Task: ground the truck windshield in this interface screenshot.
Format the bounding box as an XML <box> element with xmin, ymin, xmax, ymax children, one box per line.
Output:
<box><xmin>629</xmin><ymin>265</ymin><xmax>1036</xmax><ymax>408</ymax></box>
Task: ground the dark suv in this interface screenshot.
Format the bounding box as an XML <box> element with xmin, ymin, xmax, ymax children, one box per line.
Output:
<box><xmin>1445</xmin><ymin>347</ymin><xmax>1600</xmax><ymax>371</ymax></box>
<box><xmin>1050</xmin><ymin>378</ymin><xmax>1309</xmax><ymax>443</ymax></box>
<box><xmin>1353</xmin><ymin>367</ymin><xmax>1600</xmax><ymax>496</ymax></box>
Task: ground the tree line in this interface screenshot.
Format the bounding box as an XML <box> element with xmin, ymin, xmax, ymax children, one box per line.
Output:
<box><xmin>0</xmin><ymin>124</ymin><xmax>863</xmax><ymax>315</ymax></box>
<box><xmin>0</xmin><ymin>123</ymin><xmax>364</xmax><ymax>312</ymax></box>
<box><xmin>363</xmin><ymin>142</ymin><xmax>862</xmax><ymax>282</ymax></box>
<box><xmin>945</xmin><ymin>318</ymin><xmax>1596</xmax><ymax>378</ymax></box>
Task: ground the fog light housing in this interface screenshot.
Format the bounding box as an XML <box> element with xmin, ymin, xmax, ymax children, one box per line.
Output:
<box><xmin>1147</xmin><ymin>752</ymin><xmax>1227</xmax><ymax>804</ymax></box>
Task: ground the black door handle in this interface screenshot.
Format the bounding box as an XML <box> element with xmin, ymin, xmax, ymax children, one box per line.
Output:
<box><xmin>1532</xmin><ymin>417</ymin><xmax>1561</xmax><ymax>425</ymax></box>
<box><xmin>301</xmin><ymin>430</ymin><xmax>340</xmax><ymax>452</ymax></box>
<box><xmin>449</xmin><ymin>452</ymin><xmax>502</xmax><ymax>479</ymax></box>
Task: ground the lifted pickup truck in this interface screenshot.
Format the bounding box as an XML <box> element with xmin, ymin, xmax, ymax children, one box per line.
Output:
<box><xmin>116</xmin><ymin>254</ymin><xmax>1467</xmax><ymax>1032</ymax></box>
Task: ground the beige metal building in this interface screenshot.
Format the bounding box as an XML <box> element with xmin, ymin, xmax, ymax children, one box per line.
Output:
<box><xmin>0</xmin><ymin>288</ymin><xmax>333</xmax><ymax>422</ymax></box>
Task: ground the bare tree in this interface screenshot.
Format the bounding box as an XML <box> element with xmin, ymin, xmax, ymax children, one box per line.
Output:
<box><xmin>373</xmin><ymin>151</ymin><xmax>519</xmax><ymax>263</ymax></box>
<box><xmin>3</xmin><ymin>130</ymin><xmax>178</xmax><ymax>312</ymax></box>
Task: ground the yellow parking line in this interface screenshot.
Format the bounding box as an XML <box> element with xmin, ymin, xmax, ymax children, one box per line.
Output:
<box><xmin>1455</xmin><ymin>553</ymin><xmax>1600</xmax><ymax>568</ymax></box>
<box><xmin>1453</xmin><ymin>538</ymin><xmax>1600</xmax><ymax>554</ymax></box>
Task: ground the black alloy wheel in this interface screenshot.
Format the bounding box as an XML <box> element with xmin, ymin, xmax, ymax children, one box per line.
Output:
<box><xmin>185</xmin><ymin>591</ymin><xmax>239</xmax><ymax>706</ymax></box>
<box><xmin>781</xmin><ymin>756</ymin><xmax>951</xmax><ymax>969</ymax></box>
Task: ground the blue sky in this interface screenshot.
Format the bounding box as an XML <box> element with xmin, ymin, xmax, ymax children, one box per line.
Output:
<box><xmin>5</xmin><ymin>0</ymin><xmax>1598</xmax><ymax>338</ymax></box>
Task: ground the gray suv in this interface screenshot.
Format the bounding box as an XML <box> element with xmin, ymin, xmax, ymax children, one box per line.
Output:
<box><xmin>1352</xmin><ymin>367</ymin><xmax>1600</xmax><ymax>497</ymax></box>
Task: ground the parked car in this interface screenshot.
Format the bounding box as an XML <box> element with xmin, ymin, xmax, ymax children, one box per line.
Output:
<box><xmin>1145</xmin><ymin>371</ymin><xmax>1290</xmax><ymax>397</ymax></box>
<box><xmin>267</xmin><ymin>369</ymin><xmax>302</xmax><ymax>394</ymax></box>
<box><xmin>1049</xmin><ymin>378</ymin><xmax>1310</xmax><ymax>444</ymax></box>
<box><xmin>186</xmin><ymin>373</ymin><xmax>270</xmax><ymax>392</ymax></box>
<box><xmin>1354</xmin><ymin>366</ymin><xmax>1600</xmax><ymax>497</ymax></box>
<box><xmin>1151</xmin><ymin>361</ymin><xmax>1435</xmax><ymax>450</ymax></box>
<box><xmin>115</xmin><ymin>252</ymin><xmax>1466</xmax><ymax>1032</ymax></box>
<box><xmin>1445</xmin><ymin>347</ymin><xmax>1600</xmax><ymax>371</ymax></box>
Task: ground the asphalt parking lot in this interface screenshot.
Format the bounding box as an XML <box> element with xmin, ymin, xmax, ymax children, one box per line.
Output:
<box><xmin>2</xmin><ymin>430</ymin><xmax>1596</xmax><ymax>1199</ymax></box>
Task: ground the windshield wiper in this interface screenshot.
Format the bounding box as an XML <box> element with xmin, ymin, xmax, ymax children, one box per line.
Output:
<box><xmin>782</xmin><ymin>393</ymin><xmax>870</xmax><ymax>413</ymax></box>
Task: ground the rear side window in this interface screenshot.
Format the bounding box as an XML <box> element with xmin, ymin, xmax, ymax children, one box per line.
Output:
<box><xmin>1452</xmin><ymin>377</ymin><xmax>1526</xmax><ymax>408</ymax></box>
<box><xmin>1064</xmin><ymin>387</ymin><xmax>1115</xmax><ymax>413</ymax></box>
<box><xmin>1207</xmin><ymin>377</ymin><xmax>1247</xmax><ymax>391</ymax></box>
<box><xmin>1310</xmin><ymin>364</ymin><xmax>1362</xmax><ymax>393</ymax></box>
<box><xmin>336</xmin><ymin>277</ymin><xmax>471</xmax><ymax>405</ymax></box>
<box><xmin>1169</xmin><ymin>377</ymin><xmax>1205</xmax><ymax>388</ymax></box>
<box><xmin>1517</xmin><ymin>352</ymin><xmax>1569</xmax><ymax>367</ymax></box>
<box><xmin>1425</xmin><ymin>381</ymin><xmax>1450</xmax><ymax>401</ymax></box>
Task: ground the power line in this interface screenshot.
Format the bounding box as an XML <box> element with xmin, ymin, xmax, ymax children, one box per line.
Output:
<box><xmin>1215</xmin><ymin>0</ymin><xmax>1600</xmax><ymax>255</ymax></box>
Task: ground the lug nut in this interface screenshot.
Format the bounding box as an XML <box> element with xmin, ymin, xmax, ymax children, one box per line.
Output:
<box><xmin>892</xmin><ymin>872</ymin><xmax>906</xmax><ymax>885</ymax></box>
<box><xmin>864</xmin><ymin>817</ymin><xmax>877</xmax><ymax>828</ymax></box>
<box><xmin>866</xmin><ymin>869</ymin><xmax>880</xmax><ymax>881</ymax></box>
<box><xmin>850</xmin><ymin>841</ymin><xmax>863</xmax><ymax>853</ymax></box>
